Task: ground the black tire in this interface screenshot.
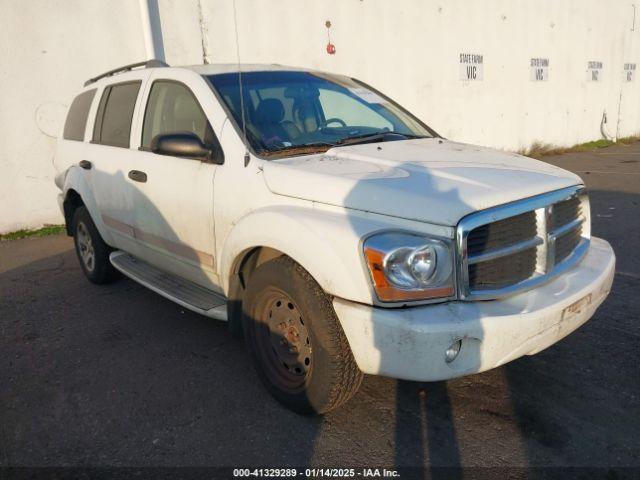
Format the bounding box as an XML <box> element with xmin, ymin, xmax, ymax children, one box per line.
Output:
<box><xmin>242</xmin><ymin>256</ymin><xmax>363</xmax><ymax>414</ymax></box>
<box><xmin>72</xmin><ymin>206</ymin><xmax>120</xmax><ymax>284</ymax></box>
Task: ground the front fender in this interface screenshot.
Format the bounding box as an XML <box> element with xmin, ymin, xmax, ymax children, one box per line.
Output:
<box><xmin>219</xmin><ymin>205</ymin><xmax>392</xmax><ymax>305</ymax></box>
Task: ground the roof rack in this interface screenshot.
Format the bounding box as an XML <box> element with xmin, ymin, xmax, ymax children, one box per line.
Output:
<box><xmin>84</xmin><ymin>59</ymin><xmax>169</xmax><ymax>87</ymax></box>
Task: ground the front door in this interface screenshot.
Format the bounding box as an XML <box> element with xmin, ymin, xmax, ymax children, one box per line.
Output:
<box><xmin>126</xmin><ymin>78</ymin><xmax>223</xmax><ymax>291</ymax></box>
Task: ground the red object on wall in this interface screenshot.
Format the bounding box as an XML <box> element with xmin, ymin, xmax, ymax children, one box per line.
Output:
<box><xmin>326</xmin><ymin>42</ymin><xmax>336</xmax><ymax>55</ymax></box>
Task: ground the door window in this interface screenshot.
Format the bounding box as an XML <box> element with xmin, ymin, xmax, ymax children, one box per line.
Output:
<box><xmin>92</xmin><ymin>81</ymin><xmax>141</xmax><ymax>148</ymax></box>
<box><xmin>141</xmin><ymin>81</ymin><xmax>214</xmax><ymax>149</ymax></box>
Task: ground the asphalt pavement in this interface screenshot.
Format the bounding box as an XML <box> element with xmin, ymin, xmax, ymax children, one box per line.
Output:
<box><xmin>1</xmin><ymin>143</ymin><xmax>639</xmax><ymax>471</ymax></box>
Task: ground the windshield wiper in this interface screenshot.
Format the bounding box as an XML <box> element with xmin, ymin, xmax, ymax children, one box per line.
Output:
<box><xmin>272</xmin><ymin>141</ymin><xmax>337</xmax><ymax>151</ymax></box>
<box><xmin>259</xmin><ymin>133</ymin><xmax>428</xmax><ymax>157</ymax></box>
<box><xmin>335</xmin><ymin>132</ymin><xmax>426</xmax><ymax>146</ymax></box>
<box><xmin>260</xmin><ymin>141</ymin><xmax>337</xmax><ymax>157</ymax></box>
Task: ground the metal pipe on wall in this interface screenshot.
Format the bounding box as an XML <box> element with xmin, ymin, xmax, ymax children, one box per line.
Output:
<box><xmin>139</xmin><ymin>0</ymin><xmax>165</xmax><ymax>61</ymax></box>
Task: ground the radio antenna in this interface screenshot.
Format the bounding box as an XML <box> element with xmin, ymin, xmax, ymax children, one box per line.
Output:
<box><xmin>232</xmin><ymin>0</ymin><xmax>250</xmax><ymax>167</ymax></box>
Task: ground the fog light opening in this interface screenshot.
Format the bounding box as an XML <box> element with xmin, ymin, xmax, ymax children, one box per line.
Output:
<box><xmin>445</xmin><ymin>339</ymin><xmax>462</xmax><ymax>363</ymax></box>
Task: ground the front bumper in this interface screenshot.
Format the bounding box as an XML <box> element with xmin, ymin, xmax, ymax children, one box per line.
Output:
<box><xmin>334</xmin><ymin>237</ymin><xmax>615</xmax><ymax>381</ymax></box>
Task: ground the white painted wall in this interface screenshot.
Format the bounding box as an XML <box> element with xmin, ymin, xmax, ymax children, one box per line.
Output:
<box><xmin>1</xmin><ymin>0</ymin><xmax>639</xmax><ymax>233</ymax></box>
<box><xmin>0</xmin><ymin>0</ymin><xmax>146</xmax><ymax>233</ymax></box>
<box><xmin>192</xmin><ymin>0</ymin><xmax>640</xmax><ymax>149</ymax></box>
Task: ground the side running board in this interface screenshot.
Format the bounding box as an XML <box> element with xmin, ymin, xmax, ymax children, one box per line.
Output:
<box><xmin>109</xmin><ymin>251</ymin><xmax>227</xmax><ymax>321</ymax></box>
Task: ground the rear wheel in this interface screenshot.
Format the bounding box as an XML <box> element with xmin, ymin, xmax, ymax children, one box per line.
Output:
<box><xmin>242</xmin><ymin>256</ymin><xmax>363</xmax><ymax>414</ymax></box>
<box><xmin>72</xmin><ymin>207</ymin><xmax>120</xmax><ymax>284</ymax></box>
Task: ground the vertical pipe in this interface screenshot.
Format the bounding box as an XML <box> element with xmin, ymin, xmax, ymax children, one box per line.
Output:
<box><xmin>139</xmin><ymin>0</ymin><xmax>166</xmax><ymax>61</ymax></box>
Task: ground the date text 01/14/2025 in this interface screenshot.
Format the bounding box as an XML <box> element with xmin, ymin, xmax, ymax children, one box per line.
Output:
<box><xmin>233</xmin><ymin>468</ymin><xmax>400</xmax><ymax>478</ymax></box>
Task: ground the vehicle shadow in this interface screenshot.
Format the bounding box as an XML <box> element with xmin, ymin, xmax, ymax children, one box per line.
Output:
<box><xmin>394</xmin><ymin>381</ymin><xmax>461</xmax><ymax>473</ymax></box>
<box><xmin>339</xmin><ymin>153</ymin><xmax>472</xmax><ymax>475</ymax></box>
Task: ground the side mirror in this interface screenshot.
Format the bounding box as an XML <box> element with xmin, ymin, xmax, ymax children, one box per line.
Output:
<box><xmin>151</xmin><ymin>132</ymin><xmax>224</xmax><ymax>164</ymax></box>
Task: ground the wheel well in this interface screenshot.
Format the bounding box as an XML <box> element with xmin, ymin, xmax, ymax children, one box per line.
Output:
<box><xmin>63</xmin><ymin>190</ymin><xmax>84</xmax><ymax>236</ymax></box>
<box><xmin>236</xmin><ymin>247</ymin><xmax>284</xmax><ymax>287</ymax></box>
<box><xmin>227</xmin><ymin>247</ymin><xmax>285</xmax><ymax>337</ymax></box>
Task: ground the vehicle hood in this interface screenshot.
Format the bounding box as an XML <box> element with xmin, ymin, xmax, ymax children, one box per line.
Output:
<box><xmin>261</xmin><ymin>138</ymin><xmax>583</xmax><ymax>226</ymax></box>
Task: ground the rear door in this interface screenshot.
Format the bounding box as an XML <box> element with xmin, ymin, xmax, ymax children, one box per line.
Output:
<box><xmin>56</xmin><ymin>87</ymin><xmax>97</xmax><ymax>194</ymax></box>
<box><xmin>87</xmin><ymin>78</ymin><xmax>146</xmax><ymax>255</ymax></box>
<box><xmin>125</xmin><ymin>70</ymin><xmax>226</xmax><ymax>290</ymax></box>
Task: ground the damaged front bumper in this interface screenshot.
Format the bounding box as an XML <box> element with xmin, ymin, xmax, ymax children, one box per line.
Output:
<box><xmin>334</xmin><ymin>237</ymin><xmax>615</xmax><ymax>381</ymax></box>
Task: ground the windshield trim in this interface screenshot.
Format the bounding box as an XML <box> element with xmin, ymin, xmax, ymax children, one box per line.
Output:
<box><xmin>202</xmin><ymin>71</ymin><xmax>441</xmax><ymax>161</ymax></box>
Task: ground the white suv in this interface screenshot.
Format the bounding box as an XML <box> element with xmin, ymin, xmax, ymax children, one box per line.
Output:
<box><xmin>54</xmin><ymin>60</ymin><xmax>615</xmax><ymax>414</ymax></box>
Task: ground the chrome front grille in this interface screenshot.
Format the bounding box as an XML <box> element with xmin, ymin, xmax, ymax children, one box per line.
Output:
<box><xmin>555</xmin><ymin>222</ymin><xmax>583</xmax><ymax>263</ymax></box>
<box><xmin>468</xmin><ymin>244</ymin><xmax>538</xmax><ymax>291</ymax></box>
<box><xmin>551</xmin><ymin>196</ymin><xmax>581</xmax><ymax>230</ymax></box>
<box><xmin>456</xmin><ymin>186</ymin><xmax>590</xmax><ymax>300</ymax></box>
<box><xmin>467</xmin><ymin>211</ymin><xmax>537</xmax><ymax>254</ymax></box>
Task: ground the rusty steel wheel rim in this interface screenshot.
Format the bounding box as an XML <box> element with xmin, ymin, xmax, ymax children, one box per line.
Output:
<box><xmin>255</xmin><ymin>288</ymin><xmax>312</xmax><ymax>392</ymax></box>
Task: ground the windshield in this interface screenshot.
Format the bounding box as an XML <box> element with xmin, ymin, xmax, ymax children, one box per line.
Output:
<box><xmin>206</xmin><ymin>71</ymin><xmax>436</xmax><ymax>157</ymax></box>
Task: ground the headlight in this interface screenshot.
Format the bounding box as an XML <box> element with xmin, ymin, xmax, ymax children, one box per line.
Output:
<box><xmin>363</xmin><ymin>232</ymin><xmax>455</xmax><ymax>302</ymax></box>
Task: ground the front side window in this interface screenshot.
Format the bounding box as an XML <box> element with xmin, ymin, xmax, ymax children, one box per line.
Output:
<box><xmin>63</xmin><ymin>89</ymin><xmax>96</xmax><ymax>141</ymax></box>
<box><xmin>92</xmin><ymin>81</ymin><xmax>141</xmax><ymax>148</ymax></box>
<box><xmin>141</xmin><ymin>81</ymin><xmax>214</xmax><ymax>149</ymax></box>
<box><xmin>207</xmin><ymin>71</ymin><xmax>435</xmax><ymax>157</ymax></box>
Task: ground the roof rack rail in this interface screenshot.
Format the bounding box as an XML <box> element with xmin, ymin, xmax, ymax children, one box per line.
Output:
<box><xmin>84</xmin><ymin>59</ymin><xmax>169</xmax><ymax>87</ymax></box>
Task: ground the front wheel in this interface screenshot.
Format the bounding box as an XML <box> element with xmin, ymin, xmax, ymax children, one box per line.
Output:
<box><xmin>242</xmin><ymin>256</ymin><xmax>363</xmax><ymax>415</ymax></box>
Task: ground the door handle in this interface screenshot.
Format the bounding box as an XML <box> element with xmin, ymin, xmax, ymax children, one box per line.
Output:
<box><xmin>79</xmin><ymin>160</ymin><xmax>92</xmax><ymax>170</ymax></box>
<box><xmin>128</xmin><ymin>170</ymin><xmax>147</xmax><ymax>183</ymax></box>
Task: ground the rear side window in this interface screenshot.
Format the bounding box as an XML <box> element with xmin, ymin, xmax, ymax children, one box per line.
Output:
<box><xmin>141</xmin><ymin>81</ymin><xmax>214</xmax><ymax>149</ymax></box>
<box><xmin>63</xmin><ymin>89</ymin><xmax>96</xmax><ymax>141</ymax></box>
<box><xmin>92</xmin><ymin>81</ymin><xmax>141</xmax><ymax>148</ymax></box>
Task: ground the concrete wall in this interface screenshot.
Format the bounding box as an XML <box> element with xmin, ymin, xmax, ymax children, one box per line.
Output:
<box><xmin>1</xmin><ymin>0</ymin><xmax>639</xmax><ymax>233</ymax></box>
